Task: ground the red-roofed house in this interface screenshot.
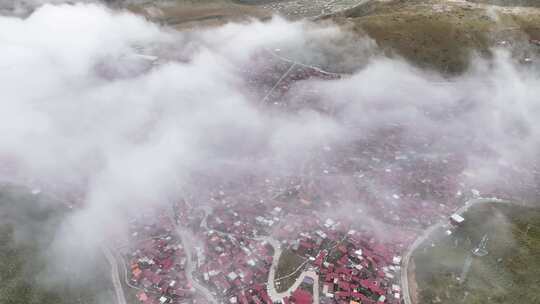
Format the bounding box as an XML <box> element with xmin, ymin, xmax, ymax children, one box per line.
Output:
<box><xmin>291</xmin><ymin>289</ymin><xmax>312</xmax><ymax>304</ymax></box>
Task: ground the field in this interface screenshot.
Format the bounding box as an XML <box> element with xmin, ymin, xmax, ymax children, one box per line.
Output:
<box><xmin>274</xmin><ymin>249</ymin><xmax>307</xmax><ymax>292</ymax></box>
<box><xmin>412</xmin><ymin>202</ymin><xmax>540</xmax><ymax>304</ymax></box>
<box><xmin>0</xmin><ymin>186</ymin><xmax>114</xmax><ymax>304</ymax></box>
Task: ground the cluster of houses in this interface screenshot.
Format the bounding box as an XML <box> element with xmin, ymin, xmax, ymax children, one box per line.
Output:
<box><xmin>123</xmin><ymin>174</ymin><xmax>481</xmax><ymax>304</ymax></box>
<box><xmin>182</xmin><ymin>185</ymin><xmax>415</xmax><ymax>304</ymax></box>
<box><xmin>123</xmin><ymin>160</ymin><xmax>483</xmax><ymax>304</ymax></box>
<box><xmin>241</xmin><ymin>50</ymin><xmax>339</xmax><ymax>107</ymax></box>
<box><xmin>281</xmin><ymin>219</ymin><xmax>405</xmax><ymax>304</ymax></box>
<box><xmin>120</xmin><ymin>111</ymin><xmax>493</xmax><ymax>304</ymax></box>
<box><xmin>126</xmin><ymin>213</ymin><xmax>195</xmax><ymax>304</ymax></box>
<box><xmin>196</xmin><ymin>231</ymin><xmax>276</xmax><ymax>304</ymax></box>
<box><xmin>192</xmin><ymin>200</ymin><xmax>286</xmax><ymax>304</ymax></box>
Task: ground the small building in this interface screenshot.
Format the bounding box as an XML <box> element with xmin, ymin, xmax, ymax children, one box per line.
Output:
<box><xmin>450</xmin><ymin>214</ymin><xmax>465</xmax><ymax>225</ymax></box>
<box><xmin>136</xmin><ymin>291</ymin><xmax>148</xmax><ymax>302</ymax></box>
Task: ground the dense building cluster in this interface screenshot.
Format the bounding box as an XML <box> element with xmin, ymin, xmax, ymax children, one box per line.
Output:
<box><xmin>119</xmin><ymin>49</ymin><xmax>503</xmax><ymax>304</ymax></box>
<box><xmin>286</xmin><ymin>224</ymin><xmax>406</xmax><ymax>304</ymax></box>
<box><xmin>149</xmin><ymin>177</ymin><xmax>417</xmax><ymax>304</ymax></box>
<box><xmin>125</xmin><ymin>213</ymin><xmax>195</xmax><ymax>304</ymax></box>
<box><xmin>119</xmin><ymin>161</ymin><xmax>493</xmax><ymax>304</ymax></box>
<box><xmin>121</xmin><ymin>150</ymin><xmax>481</xmax><ymax>304</ymax></box>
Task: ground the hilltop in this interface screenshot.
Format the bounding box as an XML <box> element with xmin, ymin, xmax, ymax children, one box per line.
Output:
<box><xmin>117</xmin><ymin>0</ymin><xmax>540</xmax><ymax>74</ymax></box>
<box><xmin>326</xmin><ymin>0</ymin><xmax>540</xmax><ymax>73</ymax></box>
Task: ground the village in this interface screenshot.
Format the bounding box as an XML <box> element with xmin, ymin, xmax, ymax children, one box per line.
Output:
<box><xmin>7</xmin><ymin>41</ymin><xmax>510</xmax><ymax>304</ymax></box>
<box><xmin>118</xmin><ymin>162</ymin><xmax>477</xmax><ymax>304</ymax></box>
<box><xmin>115</xmin><ymin>56</ymin><xmax>488</xmax><ymax>304</ymax></box>
<box><xmin>113</xmin><ymin>39</ymin><xmax>512</xmax><ymax>304</ymax></box>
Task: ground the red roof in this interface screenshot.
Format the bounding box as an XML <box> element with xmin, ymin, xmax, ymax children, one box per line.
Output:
<box><xmin>336</xmin><ymin>267</ymin><xmax>352</xmax><ymax>275</ymax></box>
<box><xmin>360</xmin><ymin>279</ymin><xmax>384</xmax><ymax>295</ymax></box>
<box><xmin>326</xmin><ymin>272</ymin><xmax>338</xmax><ymax>281</ymax></box>
<box><xmin>150</xmin><ymin>273</ymin><xmax>161</xmax><ymax>285</ymax></box>
<box><xmin>136</xmin><ymin>291</ymin><xmax>148</xmax><ymax>302</ymax></box>
<box><xmin>338</xmin><ymin>255</ymin><xmax>348</xmax><ymax>265</ymax></box>
<box><xmin>291</xmin><ymin>289</ymin><xmax>312</xmax><ymax>304</ymax></box>
<box><xmin>314</xmin><ymin>251</ymin><xmax>327</xmax><ymax>267</ymax></box>
<box><xmin>338</xmin><ymin>281</ymin><xmax>351</xmax><ymax>291</ymax></box>
<box><xmin>260</xmin><ymin>290</ymin><xmax>273</xmax><ymax>304</ymax></box>
<box><xmin>161</xmin><ymin>257</ymin><xmax>174</xmax><ymax>270</ymax></box>
<box><xmin>335</xmin><ymin>291</ymin><xmax>351</xmax><ymax>299</ymax></box>
<box><xmin>238</xmin><ymin>293</ymin><xmax>249</xmax><ymax>304</ymax></box>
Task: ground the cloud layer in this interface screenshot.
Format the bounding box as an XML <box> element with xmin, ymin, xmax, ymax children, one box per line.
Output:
<box><xmin>1</xmin><ymin>2</ymin><xmax>540</xmax><ymax>290</ymax></box>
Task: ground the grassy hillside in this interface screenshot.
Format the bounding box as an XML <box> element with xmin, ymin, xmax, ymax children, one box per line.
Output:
<box><xmin>0</xmin><ymin>186</ymin><xmax>114</xmax><ymax>304</ymax></box>
<box><xmin>119</xmin><ymin>0</ymin><xmax>540</xmax><ymax>74</ymax></box>
<box><xmin>469</xmin><ymin>0</ymin><xmax>540</xmax><ymax>7</ymax></box>
<box><xmin>329</xmin><ymin>0</ymin><xmax>540</xmax><ymax>74</ymax></box>
<box><xmin>124</xmin><ymin>0</ymin><xmax>271</xmax><ymax>29</ymax></box>
<box><xmin>412</xmin><ymin>202</ymin><xmax>540</xmax><ymax>304</ymax></box>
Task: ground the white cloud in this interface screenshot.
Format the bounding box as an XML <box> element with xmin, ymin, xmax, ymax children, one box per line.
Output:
<box><xmin>1</xmin><ymin>2</ymin><xmax>540</xmax><ymax>289</ymax></box>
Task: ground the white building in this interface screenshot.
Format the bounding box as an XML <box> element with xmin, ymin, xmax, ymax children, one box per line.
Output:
<box><xmin>450</xmin><ymin>213</ymin><xmax>465</xmax><ymax>225</ymax></box>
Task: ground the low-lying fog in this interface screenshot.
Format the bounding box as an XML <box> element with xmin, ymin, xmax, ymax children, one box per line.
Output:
<box><xmin>1</xmin><ymin>1</ymin><xmax>540</xmax><ymax>293</ymax></box>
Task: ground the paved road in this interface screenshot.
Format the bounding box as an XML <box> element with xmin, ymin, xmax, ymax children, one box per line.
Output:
<box><xmin>263</xmin><ymin>48</ymin><xmax>342</xmax><ymax>77</ymax></box>
<box><xmin>116</xmin><ymin>248</ymin><xmax>145</xmax><ymax>291</ymax></box>
<box><xmin>174</xmin><ymin>225</ymin><xmax>218</xmax><ymax>304</ymax></box>
<box><xmin>102</xmin><ymin>245</ymin><xmax>128</xmax><ymax>304</ymax></box>
<box><xmin>263</xmin><ymin>237</ymin><xmax>320</xmax><ymax>304</ymax></box>
<box><xmin>400</xmin><ymin>197</ymin><xmax>512</xmax><ymax>304</ymax></box>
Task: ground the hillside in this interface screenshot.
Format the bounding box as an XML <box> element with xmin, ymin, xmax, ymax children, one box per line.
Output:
<box><xmin>412</xmin><ymin>202</ymin><xmax>540</xmax><ymax>304</ymax></box>
<box><xmin>0</xmin><ymin>186</ymin><xmax>114</xmax><ymax>304</ymax></box>
<box><xmin>327</xmin><ymin>0</ymin><xmax>540</xmax><ymax>74</ymax></box>
<box><xmin>470</xmin><ymin>0</ymin><xmax>540</xmax><ymax>7</ymax></box>
<box><xmin>120</xmin><ymin>0</ymin><xmax>540</xmax><ymax>74</ymax></box>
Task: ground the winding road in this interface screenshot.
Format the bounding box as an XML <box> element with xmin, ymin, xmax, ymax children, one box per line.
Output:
<box><xmin>263</xmin><ymin>237</ymin><xmax>320</xmax><ymax>304</ymax></box>
<box><xmin>101</xmin><ymin>245</ymin><xmax>128</xmax><ymax>304</ymax></box>
<box><xmin>173</xmin><ymin>224</ymin><xmax>218</xmax><ymax>304</ymax></box>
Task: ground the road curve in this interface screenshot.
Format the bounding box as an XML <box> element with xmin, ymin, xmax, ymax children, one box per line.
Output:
<box><xmin>400</xmin><ymin>197</ymin><xmax>512</xmax><ymax>304</ymax></box>
<box><xmin>101</xmin><ymin>245</ymin><xmax>128</xmax><ymax>304</ymax></box>
<box><xmin>175</xmin><ymin>226</ymin><xmax>218</xmax><ymax>304</ymax></box>
<box><xmin>263</xmin><ymin>237</ymin><xmax>320</xmax><ymax>304</ymax></box>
